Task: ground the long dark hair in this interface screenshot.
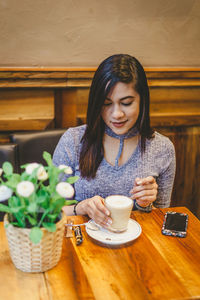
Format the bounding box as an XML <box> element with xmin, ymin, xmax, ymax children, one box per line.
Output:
<box><xmin>79</xmin><ymin>54</ymin><xmax>154</xmax><ymax>179</ymax></box>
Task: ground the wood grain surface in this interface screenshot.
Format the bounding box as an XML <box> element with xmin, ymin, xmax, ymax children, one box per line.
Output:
<box><xmin>0</xmin><ymin>207</ymin><xmax>200</xmax><ymax>300</ymax></box>
<box><xmin>69</xmin><ymin>207</ymin><xmax>200</xmax><ymax>300</ymax></box>
<box><xmin>0</xmin><ymin>89</ymin><xmax>54</xmax><ymax>131</ymax></box>
<box><xmin>0</xmin><ymin>67</ymin><xmax>200</xmax><ymax>88</ymax></box>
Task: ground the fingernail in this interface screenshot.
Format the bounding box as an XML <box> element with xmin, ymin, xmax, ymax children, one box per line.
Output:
<box><xmin>106</xmin><ymin>219</ymin><xmax>112</xmax><ymax>225</ymax></box>
<box><xmin>106</xmin><ymin>210</ymin><xmax>110</xmax><ymax>216</ymax></box>
<box><xmin>137</xmin><ymin>180</ymin><xmax>142</xmax><ymax>185</ymax></box>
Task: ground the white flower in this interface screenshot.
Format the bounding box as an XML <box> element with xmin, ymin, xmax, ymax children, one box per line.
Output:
<box><xmin>56</xmin><ymin>182</ymin><xmax>74</xmax><ymax>199</ymax></box>
<box><xmin>0</xmin><ymin>185</ymin><xmax>13</xmax><ymax>202</ymax></box>
<box><xmin>26</xmin><ymin>163</ymin><xmax>39</xmax><ymax>175</ymax></box>
<box><xmin>37</xmin><ymin>166</ymin><xmax>48</xmax><ymax>181</ymax></box>
<box><xmin>58</xmin><ymin>165</ymin><xmax>73</xmax><ymax>175</ymax></box>
<box><xmin>17</xmin><ymin>181</ymin><xmax>35</xmax><ymax>197</ymax></box>
<box><xmin>0</xmin><ymin>168</ymin><xmax>3</xmax><ymax>176</ymax></box>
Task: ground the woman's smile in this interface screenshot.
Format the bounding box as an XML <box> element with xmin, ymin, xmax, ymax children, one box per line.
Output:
<box><xmin>111</xmin><ymin>120</ymin><xmax>128</xmax><ymax>128</ymax></box>
<box><xmin>101</xmin><ymin>81</ymin><xmax>140</xmax><ymax>135</ymax></box>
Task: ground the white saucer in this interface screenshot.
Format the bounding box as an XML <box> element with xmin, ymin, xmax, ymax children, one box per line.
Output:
<box><xmin>85</xmin><ymin>219</ymin><xmax>142</xmax><ymax>246</ymax></box>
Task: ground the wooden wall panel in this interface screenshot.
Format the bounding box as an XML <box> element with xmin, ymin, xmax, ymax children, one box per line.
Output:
<box><xmin>150</xmin><ymin>86</ymin><xmax>200</xmax><ymax>127</ymax></box>
<box><xmin>150</xmin><ymin>89</ymin><xmax>200</xmax><ymax>113</ymax></box>
<box><xmin>61</xmin><ymin>88</ymin><xmax>89</xmax><ymax>128</ymax></box>
<box><xmin>0</xmin><ymin>89</ymin><xmax>54</xmax><ymax>131</ymax></box>
<box><xmin>155</xmin><ymin>126</ymin><xmax>200</xmax><ymax>219</ymax></box>
<box><xmin>0</xmin><ymin>67</ymin><xmax>200</xmax><ymax>218</ymax></box>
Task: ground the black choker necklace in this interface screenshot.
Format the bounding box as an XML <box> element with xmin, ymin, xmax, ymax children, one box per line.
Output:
<box><xmin>104</xmin><ymin>125</ymin><xmax>139</xmax><ymax>167</ymax></box>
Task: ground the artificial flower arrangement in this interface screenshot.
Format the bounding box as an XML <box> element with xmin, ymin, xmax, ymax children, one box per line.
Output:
<box><xmin>0</xmin><ymin>151</ymin><xmax>78</xmax><ymax>244</ymax></box>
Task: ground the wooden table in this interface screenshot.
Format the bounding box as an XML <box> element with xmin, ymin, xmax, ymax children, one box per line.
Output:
<box><xmin>0</xmin><ymin>207</ymin><xmax>200</xmax><ymax>300</ymax></box>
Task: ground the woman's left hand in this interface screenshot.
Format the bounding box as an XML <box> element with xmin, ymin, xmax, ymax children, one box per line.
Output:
<box><xmin>130</xmin><ymin>176</ymin><xmax>158</xmax><ymax>207</ymax></box>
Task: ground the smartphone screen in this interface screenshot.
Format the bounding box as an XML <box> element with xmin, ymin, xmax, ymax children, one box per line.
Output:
<box><xmin>162</xmin><ymin>212</ymin><xmax>188</xmax><ymax>237</ymax></box>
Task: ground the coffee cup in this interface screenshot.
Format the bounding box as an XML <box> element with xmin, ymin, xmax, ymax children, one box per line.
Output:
<box><xmin>105</xmin><ymin>195</ymin><xmax>133</xmax><ymax>232</ymax></box>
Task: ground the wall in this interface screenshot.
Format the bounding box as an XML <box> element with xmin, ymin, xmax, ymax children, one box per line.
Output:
<box><xmin>0</xmin><ymin>0</ymin><xmax>200</xmax><ymax>67</ymax></box>
<box><xmin>0</xmin><ymin>1</ymin><xmax>200</xmax><ymax>217</ymax></box>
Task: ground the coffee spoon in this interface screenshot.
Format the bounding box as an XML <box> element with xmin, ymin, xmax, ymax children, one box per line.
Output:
<box><xmin>65</xmin><ymin>220</ymin><xmax>101</xmax><ymax>231</ymax></box>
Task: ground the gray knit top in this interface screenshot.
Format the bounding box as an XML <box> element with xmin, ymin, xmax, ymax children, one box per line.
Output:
<box><xmin>53</xmin><ymin>125</ymin><xmax>176</xmax><ymax>211</ymax></box>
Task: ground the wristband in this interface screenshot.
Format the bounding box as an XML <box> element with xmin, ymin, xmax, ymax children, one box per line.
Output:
<box><xmin>135</xmin><ymin>201</ymin><xmax>152</xmax><ymax>213</ymax></box>
<box><xmin>73</xmin><ymin>202</ymin><xmax>79</xmax><ymax>216</ymax></box>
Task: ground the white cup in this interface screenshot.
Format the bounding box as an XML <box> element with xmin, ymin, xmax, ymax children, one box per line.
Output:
<box><xmin>105</xmin><ymin>195</ymin><xmax>133</xmax><ymax>232</ymax></box>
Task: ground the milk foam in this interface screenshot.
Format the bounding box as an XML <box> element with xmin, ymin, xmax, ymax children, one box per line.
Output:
<box><xmin>105</xmin><ymin>195</ymin><xmax>132</xmax><ymax>208</ymax></box>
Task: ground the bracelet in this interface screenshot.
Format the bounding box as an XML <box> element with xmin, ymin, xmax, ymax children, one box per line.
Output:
<box><xmin>73</xmin><ymin>202</ymin><xmax>79</xmax><ymax>216</ymax></box>
<box><xmin>135</xmin><ymin>201</ymin><xmax>152</xmax><ymax>213</ymax></box>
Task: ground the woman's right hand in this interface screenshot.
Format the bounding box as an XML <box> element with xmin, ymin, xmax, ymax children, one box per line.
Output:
<box><xmin>77</xmin><ymin>196</ymin><xmax>112</xmax><ymax>228</ymax></box>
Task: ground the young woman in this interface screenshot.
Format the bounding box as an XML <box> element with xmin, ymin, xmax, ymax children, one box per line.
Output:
<box><xmin>53</xmin><ymin>54</ymin><xmax>176</xmax><ymax>228</ymax></box>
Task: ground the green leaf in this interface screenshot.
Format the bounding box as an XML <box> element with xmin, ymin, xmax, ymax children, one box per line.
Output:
<box><xmin>36</xmin><ymin>195</ymin><xmax>49</xmax><ymax>210</ymax></box>
<box><xmin>66</xmin><ymin>176</ymin><xmax>79</xmax><ymax>184</ymax></box>
<box><xmin>43</xmin><ymin>151</ymin><xmax>52</xmax><ymax>166</ymax></box>
<box><xmin>21</xmin><ymin>172</ymin><xmax>30</xmax><ymax>181</ymax></box>
<box><xmin>20</xmin><ymin>164</ymin><xmax>28</xmax><ymax>170</ymax></box>
<box><xmin>6</xmin><ymin>174</ymin><xmax>21</xmax><ymax>189</ymax></box>
<box><xmin>26</xmin><ymin>167</ymin><xmax>40</xmax><ymax>181</ymax></box>
<box><xmin>51</xmin><ymin>192</ymin><xmax>64</xmax><ymax>202</ymax></box>
<box><xmin>12</xmin><ymin>212</ymin><xmax>26</xmax><ymax>228</ymax></box>
<box><xmin>26</xmin><ymin>215</ymin><xmax>37</xmax><ymax>226</ymax></box>
<box><xmin>0</xmin><ymin>203</ymin><xmax>11</xmax><ymax>213</ymax></box>
<box><xmin>27</xmin><ymin>202</ymin><xmax>37</xmax><ymax>213</ymax></box>
<box><xmin>48</xmin><ymin>167</ymin><xmax>60</xmax><ymax>191</ymax></box>
<box><xmin>10</xmin><ymin>206</ymin><xmax>22</xmax><ymax>213</ymax></box>
<box><xmin>64</xmin><ymin>200</ymin><xmax>77</xmax><ymax>206</ymax></box>
<box><xmin>29</xmin><ymin>227</ymin><xmax>43</xmax><ymax>244</ymax></box>
<box><xmin>36</xmin><ymin>189</ymin><xmax>49</xmax><ymax>205</ymax></box>
<box><xmin>2</xmin><ymin>162</ymin><xmax>13</xmax><ymax>176</ymax></box>
<box><xmin>47</xmin><ymin>213</ymin><xmax>58</xmax><ymax>222</ymax></box>
<box><xmin>9</xmin><ymin>222</ymin><xmax>20</xmax><ymax>227</ymax></box>
<box><xmin>42</xmin><ymin>222</ymin><xmax>56</xmax><ymax>232</ymax></box>
<box><xmin>51</xmin><ymin>198</ymin><xmax>66</xmax><ymax>214</ymax></box>
<box><xmin>8</xmin><ymin>195</ymin><xmax>21</xmax><ymax>207</ymax></box>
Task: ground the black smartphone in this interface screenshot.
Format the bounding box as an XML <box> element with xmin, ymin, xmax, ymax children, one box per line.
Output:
<box><xmin>161</xmin><ymin>211</ymin><xmax>188</xmax><ymax>237</ymax></box>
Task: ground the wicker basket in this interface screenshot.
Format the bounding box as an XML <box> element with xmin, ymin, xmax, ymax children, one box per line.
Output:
<box><xmin>4</xmin><ymin>213</ymin><xmax>66</xmax><ymax>273</ymax></box>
